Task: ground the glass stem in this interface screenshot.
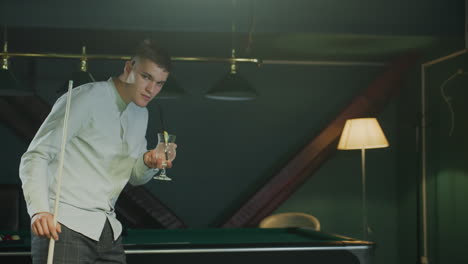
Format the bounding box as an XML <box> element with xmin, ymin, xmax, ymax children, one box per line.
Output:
<box><xmin>161</xmin><ymin>161</ymin><xmax>167</xmax><ymax>175</ymax></box>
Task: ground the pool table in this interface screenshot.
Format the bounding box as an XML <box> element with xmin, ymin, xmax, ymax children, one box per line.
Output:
<box><xmin>0</xmin><ymin>227</ymin><xmax>374</xmax><ymax>264</ymax></box>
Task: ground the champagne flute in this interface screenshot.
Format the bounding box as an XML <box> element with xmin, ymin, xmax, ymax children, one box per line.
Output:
<box><xmin>153</xmin><ymin>132</ymin><xmax>176</xmax><ymax>181</ymax></box>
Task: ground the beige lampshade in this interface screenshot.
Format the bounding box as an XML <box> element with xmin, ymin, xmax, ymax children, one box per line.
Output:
<box><xmin>337</xmin><ymin>118</ymin><xmax>389</xmax><ymax>150</ymax></box>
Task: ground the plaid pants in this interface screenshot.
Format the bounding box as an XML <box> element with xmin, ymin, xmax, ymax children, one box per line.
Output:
<box><xmin>31</xmin><ymin>220</ymin><xmax>126</xmax><ymax>264</ymax></box>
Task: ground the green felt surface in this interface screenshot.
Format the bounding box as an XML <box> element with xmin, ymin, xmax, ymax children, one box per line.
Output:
<box><xmin>0</xmin><ymin>227</ymin><xmax>367</xmax><ymax>251</ymax></box>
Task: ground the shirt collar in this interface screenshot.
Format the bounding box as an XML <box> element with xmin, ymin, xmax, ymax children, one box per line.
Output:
<box><xmin>108</xmin><ymin>78</ymin><xmax>128</xmax><ymax>112</ymax></box>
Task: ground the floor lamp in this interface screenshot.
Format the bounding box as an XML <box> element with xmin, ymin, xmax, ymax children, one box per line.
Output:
<box><xmin>337</xmin><ymin>117</ymin><xmax>389</xmax><ymax>240</ymax></box>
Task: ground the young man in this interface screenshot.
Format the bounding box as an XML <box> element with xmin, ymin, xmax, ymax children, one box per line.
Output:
<box><xmin>19</xmin><ymin>40</ymin><xmax>174</xmax><ymax>264</ymax></box>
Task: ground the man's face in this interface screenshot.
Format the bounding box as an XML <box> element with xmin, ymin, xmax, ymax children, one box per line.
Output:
<box><xmin>125</xmin><ymin>58</ymin><xmax>169</xmax><ymax>107</ymax></box>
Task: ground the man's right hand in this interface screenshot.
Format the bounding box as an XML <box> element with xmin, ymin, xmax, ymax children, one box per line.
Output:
<box><xmin>31</xmin><ymin>212</ymin><xmax>61</xmax><ymax>240</ymax></box>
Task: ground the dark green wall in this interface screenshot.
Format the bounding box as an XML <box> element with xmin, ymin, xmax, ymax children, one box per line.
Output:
<box><xmin>395</xmin><ymin>42</ymin><xmax>468</xmax><ymax>264</ymax></box>
<box><xmin>396</xmin><ymin>55</ymin><xmax>421</xmax><ymax>264</ymax></box>
<box><xmin>425</xmin><ymin>52</ymin><xmax>468</xmax><ymax>264</ymax></box>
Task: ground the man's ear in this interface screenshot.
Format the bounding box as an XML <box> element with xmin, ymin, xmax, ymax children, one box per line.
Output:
<box><xmin>123</xmin><ymin>60</ymin><xmax>137</xmax><ymax>84</ymax></box>
<box><xmin>124</xmin><ymin>60</ymin><xmax>134</xmax><ymax>74</ymax></box>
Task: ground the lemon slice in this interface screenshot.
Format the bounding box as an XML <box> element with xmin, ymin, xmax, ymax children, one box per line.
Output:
<box><xmin>163</xmin><ymin>131</ymin><xmax>169</xmax><ymax>143</ymax></box>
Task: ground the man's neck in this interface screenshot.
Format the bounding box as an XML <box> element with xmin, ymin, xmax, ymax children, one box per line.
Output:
<box><xmin>113</xmin><ymin>76</ymin><xmax>130</xmax><ymax>104</ymax></box>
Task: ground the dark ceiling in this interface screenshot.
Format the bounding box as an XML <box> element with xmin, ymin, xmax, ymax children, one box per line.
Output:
<box><xmin>1</xmin><ymin>0</ymin><xmax>466</xmax><ymax>61</ymax></box>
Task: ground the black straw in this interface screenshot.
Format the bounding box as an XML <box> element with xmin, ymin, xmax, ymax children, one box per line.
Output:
<box><xmin>157</xmin><ymin>103</ymin><xmax>170</xmax><ymax>161</ymax></box>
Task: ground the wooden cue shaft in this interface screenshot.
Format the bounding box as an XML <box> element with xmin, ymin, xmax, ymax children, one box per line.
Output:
<box><xmin>47</xmin><ymin>80</ymin><xmax>73</xmax><ymax>264</ymax></box>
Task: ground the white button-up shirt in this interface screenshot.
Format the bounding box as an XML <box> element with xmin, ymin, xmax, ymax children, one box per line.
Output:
<box><xmin>20</xmin><ymin>78</ymin><xmax>155</xmax><ymax>241</ymax></box>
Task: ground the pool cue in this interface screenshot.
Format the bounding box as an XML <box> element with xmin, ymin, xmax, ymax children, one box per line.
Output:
<box><xmin>47</xmin><ymin>80</ymin><xmax>74</xmax><ymax>264</ymax></box>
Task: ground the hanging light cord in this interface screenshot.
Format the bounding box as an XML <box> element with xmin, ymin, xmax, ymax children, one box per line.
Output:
<box><xmin>230</xmin><ymin>0</ymin><xmax>238</xmax><ymax>73</ymax></box>
<box><xmin>245</xmin><ymin>0</ymin><xmax>256</xmax><ymax>56</ymax></box>
<box><xmin>440</xmin><ymin>69</ymin><xmax>467</xmax><ymax>136</ymax></box>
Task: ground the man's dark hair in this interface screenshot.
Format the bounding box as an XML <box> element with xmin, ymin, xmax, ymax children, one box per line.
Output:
<box><xmin>135</xmin><ymin>39</ymin><xmax>172</xmax><ymax>72</ymax></box>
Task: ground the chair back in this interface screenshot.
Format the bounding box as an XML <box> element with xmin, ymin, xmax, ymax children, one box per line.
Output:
<box><xmin>259</xmin><ymin>212</ymin><xmax>321</xmax><ymax>231</ymax></box>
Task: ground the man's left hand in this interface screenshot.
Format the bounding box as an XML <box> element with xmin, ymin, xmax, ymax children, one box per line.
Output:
<box><xmin>143</xmin><ymin>149</ymin><xmax>173</xmax><ymax>169</ymax></box>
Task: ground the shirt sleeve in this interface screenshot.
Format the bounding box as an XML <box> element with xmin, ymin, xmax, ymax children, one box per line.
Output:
<box><xmin>19</xmin><ymin>86</ymin><xmax>93</xmax><ymax>217</ymax></box>
<box><xmin>128</xmin><ymin>153</ymin><xmax>157</xmax><ymax>186</ymax></box>
<box><xmin>128</xmin><ymin>109</ymin><xmax>155</xmax><ymax>186</ymax></box>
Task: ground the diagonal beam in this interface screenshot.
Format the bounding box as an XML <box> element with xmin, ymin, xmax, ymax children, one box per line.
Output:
<box><xmin>116</xmin><ymin>185</ymin><xmax>187</xmax><ymax>229</ymax></box>
<box><xmin>7</xmin><ymin>96</ymin><xmax>51</xmax><ymax>129</ymax></box>
<box><xmin>0</xmin><ymin>96</ymin><xmax>37</xmax><ymax>141</ymax></box>
<box><xmin>221</xmin><ymin>53</ymin><xmax>419</xmax><ymax>228</ymax></box>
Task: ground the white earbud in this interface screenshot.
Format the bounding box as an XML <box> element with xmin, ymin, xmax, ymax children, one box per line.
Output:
<box><xmin>126</xmin><ymin>70</ymin><xmax>136</xmax><ymax>84</ymax></box>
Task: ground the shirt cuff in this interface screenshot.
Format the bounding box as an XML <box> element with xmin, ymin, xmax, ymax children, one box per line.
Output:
<box><xmin>138</xmin><ymin>153</ymin><xmax>150</xmax><ymax>171</ymax></box>
<box><xmin>139</xmin><ymin>152</ymin><xmax>159</xmax><ymax>173</ymax></box>
<box><xmin>129</xmin><ymin>154</ymin><xmax>157</xmax><ymax>186</ymax></box>
<box><xmin>25</xmin><ymin>193</ymin><xmax>50</xmax><ymax>218</ymax></box>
